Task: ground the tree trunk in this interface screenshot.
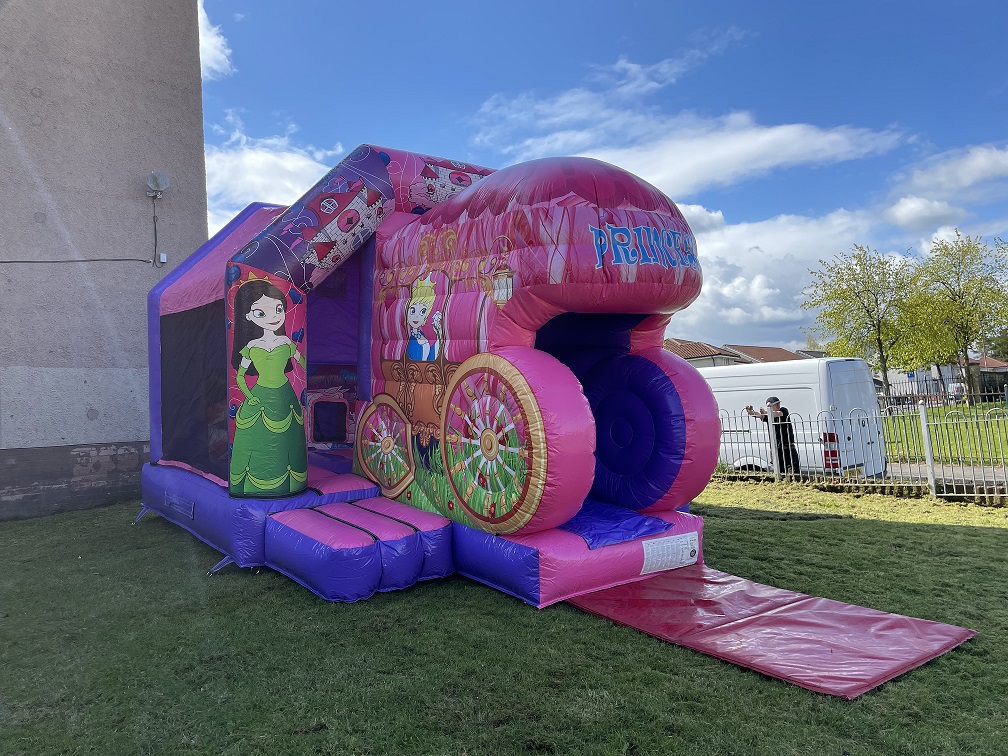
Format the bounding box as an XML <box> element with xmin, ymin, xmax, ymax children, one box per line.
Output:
<box><xmin>960</xmin><ymin>346</ymin><xmax>972</xmax><ymax>405</ymax></box>
<box><xmin>877</xmin><ymin>336</ymin><xmax>892</xmax><ymax>400</ymax></box>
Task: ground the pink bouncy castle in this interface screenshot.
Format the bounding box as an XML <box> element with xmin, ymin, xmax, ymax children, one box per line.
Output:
<box><xmin>140</xmin><ymin>144</ymin><xmax>720</xmax><ymax>607</ymax></box>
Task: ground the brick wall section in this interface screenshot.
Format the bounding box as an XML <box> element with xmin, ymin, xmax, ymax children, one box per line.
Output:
<box><xmin>0</xmin><ymin>443</ymin><xmax>149</xmax><ymax>521</ymax></box>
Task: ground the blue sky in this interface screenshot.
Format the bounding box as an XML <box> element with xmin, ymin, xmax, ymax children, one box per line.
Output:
<box><xmin>198</xmin><ymin>1</ymin><xmax>1008</xmax><ymax>351</ymax></box>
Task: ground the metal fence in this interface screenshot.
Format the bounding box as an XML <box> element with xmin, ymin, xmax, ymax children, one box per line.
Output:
<box><xmin>880</xmin><ymin>375</ymin><xmax>1008</xmax><ymax>413</ymax></box>
<box><xmin>711</xmin><ymin>403</ymin><xmax>1008</xmax><ymax>503</ymax></box>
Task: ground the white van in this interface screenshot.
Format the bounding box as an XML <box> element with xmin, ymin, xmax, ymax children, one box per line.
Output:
<box><xmin>697</xmin><ymin>358</ymin><xmax>886</xmax><ymax>478</ymax></box>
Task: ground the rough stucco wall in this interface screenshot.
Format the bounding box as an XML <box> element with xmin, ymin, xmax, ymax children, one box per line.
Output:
<box><xmin>0</xmin><ymin>0</ymin><xmax>207</xmax><ymax>517</ymax></box>
<box><xmin>0</xmin><ymin>0</ymin><xmax>207</xmax><ymax>452</ymax></box>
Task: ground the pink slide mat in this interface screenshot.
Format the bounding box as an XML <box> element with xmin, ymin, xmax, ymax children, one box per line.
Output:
<box><xmin>567</xmin><ymin>564</ymin><xmax>975</xmax><ymax>699</ymax></box>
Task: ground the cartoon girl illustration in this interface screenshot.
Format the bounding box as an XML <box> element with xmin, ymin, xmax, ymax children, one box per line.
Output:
<box><xmin>229</xmin><ymin>274</ymin><xmax>308</xmax><ymax>496</ymax></box>
<box><xmin>406</xmin><ymin>273</ymin><xmax>442</xmax><ymax>361</ymax></box>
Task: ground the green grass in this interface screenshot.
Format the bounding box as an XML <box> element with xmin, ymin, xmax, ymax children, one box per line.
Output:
<box><xmin>883</xmin><ymin>404</ymin><xmax>1008</xmax><ymax>465</ymax></box>
<box><xmin>2</xmin><ymin>484</ymin><xmax>1006</xmax><ymax>755</ymax></box>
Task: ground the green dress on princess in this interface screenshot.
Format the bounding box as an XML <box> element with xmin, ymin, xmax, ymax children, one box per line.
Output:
<box><xmin>229</xmin><ymin>343</ymin><xmax>308</xmax><ymax>496</ymax></box>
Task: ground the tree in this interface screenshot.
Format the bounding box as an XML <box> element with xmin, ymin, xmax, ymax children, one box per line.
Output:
<box><xmin>914</xmin><ymin>230</ymin><xmax>1008</xmax><ymax>402</ymax></box>
<box><xmin>801</xmin><ymin>330</ymin><xmax>826</xmax><ymax>353</ymax></box>
<box><xmin>894</xmin><ymin>284</ymin><xmax>960</xmax><ymax>396</ymax></box>
<box><xmin>988</xmin><ymin>326</ymin><xmax>1008</xmax><ymax>362</ymax></box>
<box><xmin>802</xmin><ymin>245</ymin><xmax>915</xmax><ymax>400</ymax></box>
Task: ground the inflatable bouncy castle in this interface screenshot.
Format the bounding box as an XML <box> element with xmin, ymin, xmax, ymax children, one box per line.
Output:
<box><xmin>140</xmin><ymin>144</ymin><xmax>721</xmax><ymax>607</ymax></box>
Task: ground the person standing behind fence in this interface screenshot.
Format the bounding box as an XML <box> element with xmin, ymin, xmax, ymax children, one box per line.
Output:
<box><xmin>745</xmin><ymin>396</ymin><xmax>801</xmax><ymax>475</ymax></box>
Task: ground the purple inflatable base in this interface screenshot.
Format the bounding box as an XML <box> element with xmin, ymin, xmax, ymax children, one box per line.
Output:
<box><xmin>139</xmin><ymin>463</ymin><xmax>454</xmax><ymax>601</ymax></box>
<box><xmin>140</xmin><ymin>463</ymin><xmax>316</xmax><ymax>568</ymax></box>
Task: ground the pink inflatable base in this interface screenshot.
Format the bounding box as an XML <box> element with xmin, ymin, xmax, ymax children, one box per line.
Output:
<box><xmin>568</xmin><ymin>564</ymin><xmax>976</xmax><ymax>699</ymax></box>
<box><xmin>453</xmin><ymin>509</ymin><xmax>704</xmax><ymax>609</ymax></box>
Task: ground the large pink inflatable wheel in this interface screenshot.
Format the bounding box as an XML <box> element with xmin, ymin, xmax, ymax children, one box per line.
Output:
<box><xmin>581</xmin><ymin>352</ymin><xmax>687</xmax><ymax>510</ymax></box>
<box><xmin>355</xmin><ymin>394</ymin><xmax>415</xmax><ymax>498</ymax></box>
<box><xmin>440</xmin><ymin>347</ymin><xmax>594</xmax><ymax>535</ymax></box>
<box><xmin>635</xmin><ymin>347</ymin><xmax>721</xmax><ymax>512</ymax></box>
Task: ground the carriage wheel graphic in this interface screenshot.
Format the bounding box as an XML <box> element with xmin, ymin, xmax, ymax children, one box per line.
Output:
<box><xmin>440</xmin><ymin>353</ymin><xmax>546</xmax><ymax>534</ymax></box>
<box><xmin>356</xmin><ymin>394</ymin><xmax>415</xmax><ymax>498</ymax></box>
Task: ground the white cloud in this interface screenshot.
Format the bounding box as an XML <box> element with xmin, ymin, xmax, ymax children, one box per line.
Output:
<box><xmin>885</xmin><ymin>196</ymin><xmax>966</xmax><ymax>231</ymax></box>
<box><xmin>474</xmin><ymin>57</ymin><xmax>903</xmax><ymax>199</ymax></box>
<box><xmin>205</xmin><ymin>114</ymin><xmax>343</xmax><ymax>233</ymax></box>
<box><xmin>587</xmin><ymin>114</ymin><xmax>902</xmax><ymax>199</ymax></box>
<box><xmin>587</xmin><ymin>28</ymin><xmax>751</xmax><ymax>97</ymax></box>
<box><xmin>678</xmin><ymin>203</ymin><xmax>725</xmax><ymax>234</ymax></box>
<box><xmin>902</xmin><ymin>144</ymin><xmax>1008</xmax><ymax>198</ymax></box>
<box><xmin>198</xmin><ymin>0</ymin><xmax>235</xmax><ymax>81</ymax></box>
<box><xmin>473</xmin><ymin>35</ymin><xmax>752</xmax><ymax>160</ymax></box>
<box><xmin>910</xmin><ymin>225</ymin><xmax>962</xmax><ymax>256</ymax></box>
<box><xmin>667</xmin><ymin>209</ymin><xmax>877</xmax><ymax>346</ymax></box>
<box><xmin>467</xmin><ymin>50</ymin><xmax>916</xmax><ymax>348</ymax></box>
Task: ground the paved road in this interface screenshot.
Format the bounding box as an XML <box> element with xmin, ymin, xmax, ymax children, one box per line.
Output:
<box><xmin>886</xmin><ymin>461</ymin><xmax>1008</xmax><ymax>488</ymax></box>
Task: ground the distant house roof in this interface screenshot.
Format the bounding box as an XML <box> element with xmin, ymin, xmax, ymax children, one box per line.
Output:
<box><xmin>663</xmin><ymin>338</ymin><xmax>749</xmax><ymax>362</ymax></box>
<box><xmin>972</xmin><ymin>355</ymin><xmax>1008</xmax><ymax>370</ymax></box>
<box><xmin>722</xmin><ymin>344</ymin><xmax>807</xmax><ymax>363</ymax></box>
<box><xmin>797</xmin><ymin>349</ymin><xmax>829</xmax><ymax>359</ymax></box>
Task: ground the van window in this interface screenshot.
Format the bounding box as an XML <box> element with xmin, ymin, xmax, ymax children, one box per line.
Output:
<box><xmin>828</xmin><ymin>363</ymin><xmax>876</xmax><ymax>412</ymax></box>
<box><xmin>709</xmin><ymin>387</ymin><xmax>818</xmax><ymax>422</ymax></box>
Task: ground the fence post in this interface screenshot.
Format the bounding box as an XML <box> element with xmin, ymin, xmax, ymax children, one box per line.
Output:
<box><xmin>918</xmin><ymin>400</ymin><xmax>937</xmax><ymax>496</ymax></box>
<box><xmin>768</xmin><ymin>410</ymin><xmax>781</xmax><ymax>482</ymax></box>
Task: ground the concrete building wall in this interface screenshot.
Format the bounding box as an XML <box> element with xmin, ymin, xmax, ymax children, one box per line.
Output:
<box><xmin>0</xmin><ymin>0</ymin><xmax>208</xmax><ymax>518</ymax></box>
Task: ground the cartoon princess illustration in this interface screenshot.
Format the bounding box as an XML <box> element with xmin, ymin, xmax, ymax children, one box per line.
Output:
<box><xmin>406</xmin><ymin>274</ymin><xmax>442</xmax><ymax>361</ymax></box>
<box><xmin>229</xmin><ymin>274</ymin><xmax>308</xmax><ymax>496</ymax></box>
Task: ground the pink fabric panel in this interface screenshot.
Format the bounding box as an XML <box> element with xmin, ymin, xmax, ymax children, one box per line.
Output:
<box><xmin>384</xmin><ymin>205</ymin><xmax>702</xmax><ymax>340</ymax></box>
<box><xmin>629</xmin><ymin>314</ymin><xmax>673</xmax><ymax>352</ymax></box>
<box><xmin>352</xmin><ymin>496</ymin><xmax>451</xmax><ymax>531</ymax></box>
<box><xmin>378</xmin><ymin>157</ymin><xmax>703</xmax><ymax>354</ymax></box>
<box><xmin>377</xmin><ymin>146</ymin><xmax>494</xmax><ymax>215</ymax></box>
<box><xmin>157</xmin><ymin>459</ymin><xmax>227</xmax><ymax>488</ymax></box>
<box><xmin>307</xmin><ymin>468</ymin><xmax>378</xmax><ymax>497</ymax></box>
<box><xmin>269</xmin><ymin>508</ymin><xmax>374</xmax><ymax>549</ymax></box>
<box><xmin>569</xmin><ymin>565</ymin><xmax>976</xmax><ymax>699</ymax></box>
<box><xmin>509</xmin><ymin>509</ymin><xmax>704</xmax><ymax>607</ymax></box>
<box><xmin>633</xmin><ymin>348</ymin><xmax>721</xmax><ymax>513</ymax></box>
<box><xmin>315</xmin><ymin>502</ymin><xmax>415</xmax><ymax>541</ymax></box>
<box><xmin>160</xmin><ymin>206</ymin><xmax>285</xmax><ymax>316</ymax></box>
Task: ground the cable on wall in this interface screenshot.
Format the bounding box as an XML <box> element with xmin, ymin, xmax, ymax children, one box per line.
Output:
<box><xmin>146</xmin><ymin>170</ymin><xmax>171</xmax><ymax>268</ymax></box>
<box><xmin>0</xmin><ymin>171</ymin><xmax>175</xmax><ymax>267</ymax></box>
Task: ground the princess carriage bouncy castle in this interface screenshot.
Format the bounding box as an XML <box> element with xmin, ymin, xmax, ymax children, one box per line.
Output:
<box><xmin>140</xmin><ymin>144</ymin><xmax>721</xmax><ymax>607</ymax></box>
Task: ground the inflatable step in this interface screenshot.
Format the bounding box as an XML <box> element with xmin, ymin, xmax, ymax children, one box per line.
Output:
<box><xmin>265</xmin><ymin>497</ymin><xmax>453</xmax><ymax>602</ymax></box>
<box><xmin>351</xmin><ymin>497</ymin><xmax>454</xmax><ymax>582</ymax></box>
<box><xmin>306</xmin><ymin>467</ymin><xmax>380</xmax><ymax>503</ymax></box>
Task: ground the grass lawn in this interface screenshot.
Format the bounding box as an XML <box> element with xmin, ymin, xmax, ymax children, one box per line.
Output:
<box><xmin>883</xmin><ymin>404</ymin><xmax>1008</xmax><ymax>465</ymax></box>
<box><xmin>2</xmin><ymin>483</ymin><xmax>1006</xmax><ymax>756</ymax></box>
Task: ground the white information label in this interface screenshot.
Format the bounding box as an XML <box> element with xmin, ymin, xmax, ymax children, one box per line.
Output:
<box><xmin>640</xmin><ymin>531</ymin><xmax>700</xmax><ymax>575</ymax></box>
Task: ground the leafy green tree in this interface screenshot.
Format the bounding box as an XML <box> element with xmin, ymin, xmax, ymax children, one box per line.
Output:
<box><xmin>988</xmin><ymin>326</ymin><xmax>1008</xmax><ymax>362</ymax></box>
<box><xmin>914</xmin><ymin>230</ymin><xmax>1008</xmax><ymax>402</ymax></box>
<box><xmin>893</xmin><ymin>285</ymin><xmax>960</xmax><ymax>396</ymax></box>
<box><xmin>802</xmin><ymin>245</ymin><xmax>915</xmax><ymax>399</ymax></box>
<box><xmin>801</xmin><ymin>330</ymin><xmax>826</xmax><ymax>353</ymax></box>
